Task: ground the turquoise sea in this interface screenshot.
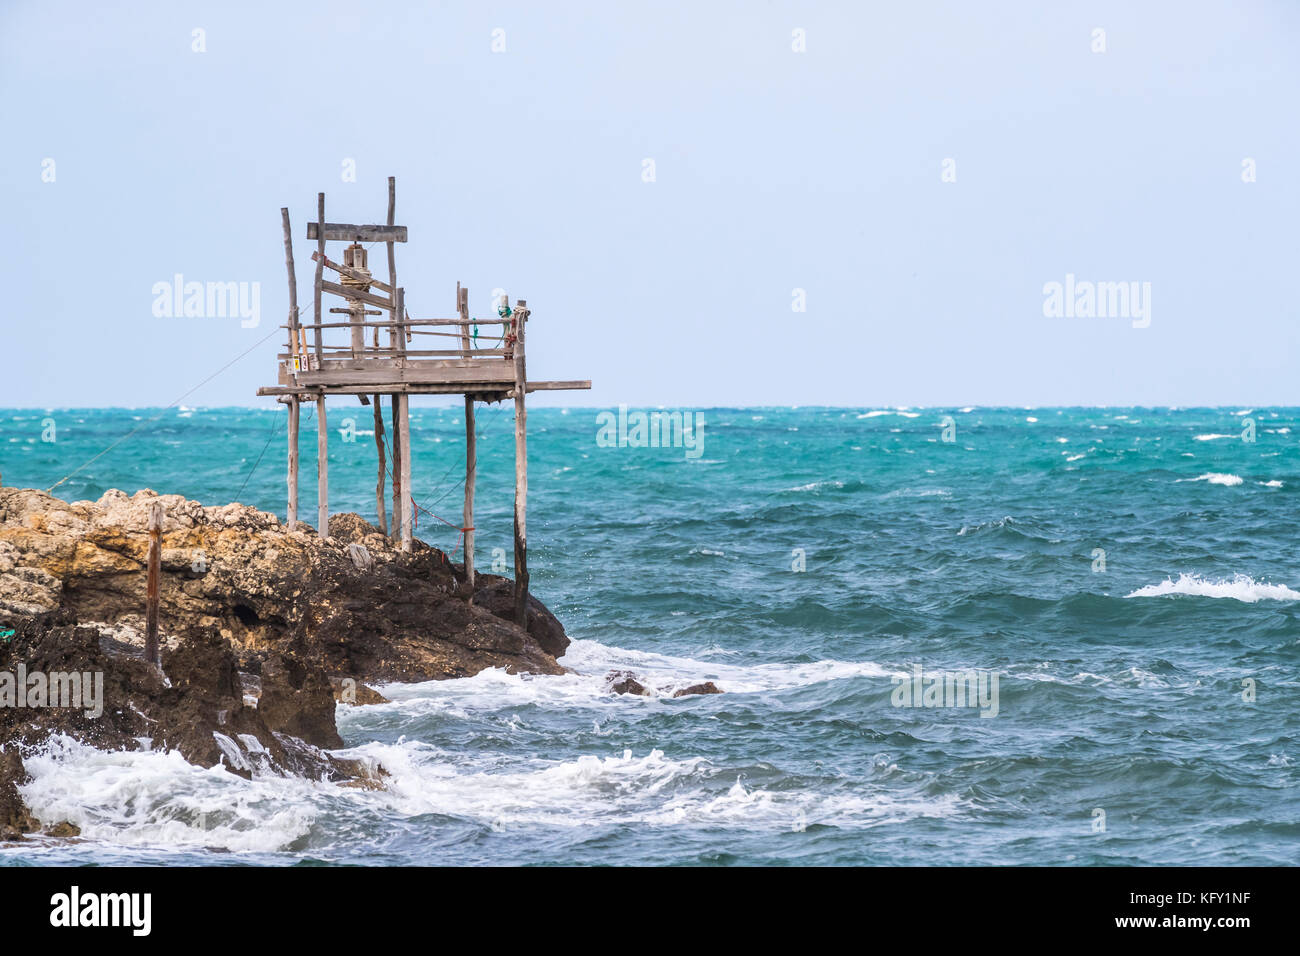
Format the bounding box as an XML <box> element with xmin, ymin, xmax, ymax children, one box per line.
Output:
<box><xmin>1</xmin><ymin>405</ymin><xmax>1297</xmax><ymax>866</ymax></box>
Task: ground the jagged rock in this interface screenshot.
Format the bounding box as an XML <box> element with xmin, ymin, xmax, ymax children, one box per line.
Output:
<box><xmin>606</xmin><ymin>670</ymin><xmax>651</xmax><ymax>696</ymax></box>
<box><xmin>330</xmin><ymin>676</ymin><xmax>389</xmax><ymax>705</ymax></box>
<box><xmin>0</xmin><ymin>749</ymin><xmax>38</xmax><ymax>840</ymax></box>
<box><xmin>0</xmin><ymin>487</ymin><xmax>569</xmax><ymax>682</ymax></box>
<box><xmin>346</xmin><ymin>543</ymin><xmax>373</xmax><ymax>573</ymax></box>
<box><xmin>673</xmin><ymin>682</ymin><xmax>722</xmax><ymax>697</ymax></box>
<box><xmin>472</xmin><ymin>577</ymin><xmax>571</xmax><ymax>658</ymax></box>
<box><xmin>0</xmin><ymin>619</ymin><xmax>362</xmax><ymax>786</ymax></box>
<box><xmin>258</xmin><ymin>653</ymin><xmax>343</xmax><ymax>749</ymax></box>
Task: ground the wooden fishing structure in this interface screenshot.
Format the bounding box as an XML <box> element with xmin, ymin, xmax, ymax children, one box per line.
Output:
<box><xmin>257</xmin><ymin>178</ymin><xmax>589</xmax><ymax>624</ymax></box>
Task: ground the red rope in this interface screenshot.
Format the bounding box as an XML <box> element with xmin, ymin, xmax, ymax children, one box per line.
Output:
<box><xmin>410</xmin><ymin>495</ymin><xmax>473</xmax><ymax>556</ymax></box>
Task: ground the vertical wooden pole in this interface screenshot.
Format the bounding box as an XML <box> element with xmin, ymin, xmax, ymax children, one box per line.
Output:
<box><xmin>390</xmin><ymin>395</ymin><xmax>402</xmax><ymax>543</ymax></box>
<box><xmin>287</xmin><ymin>395</ymin><xmax>300</xmax><ymax>530</ymax></box>
<box><xmin>313</xmin><ymin>193</ymin><xmax>325</xmax><ymax>366</ymax></box>
<box><xmin>464</xmin><ymin>394</ymin><xmax>476</xmax><ymax>587</ymax></box>
<box><xmin>387</xmin><ymin>180</ymin><xmax>402</xmax><ymax>543</ymax></box>
<box><xmin>144</xmin><ymin>501</ymin><xmax>163</xmax><ymax>666</ymax></box>
<box><xmin>398</xmin><ymin>398</ymin><xmax>413</xmax><ymax>552</ymax></box>
<box><xmin>512</xmin><ymin>300</ymin><xmax>529</xmax><ymax>627</ymax></box>
<box><xmin>281</xmin><ymin>207</ymin><xmax>300</xmax><ymax>380</ymax></box>
<box><xmin>373</xmin><ymin>397</ymin><xmax>388</xmax><ymax>536</ymax></box>
<box><xmin>395</xmin><ymin>287</ymin><xmax>412</xmax><ymax>551</ymax></box>
<box><xmin>317</xmin><ymin>395</ymin><xmax>329</xmax><ymax>538</ymax></box>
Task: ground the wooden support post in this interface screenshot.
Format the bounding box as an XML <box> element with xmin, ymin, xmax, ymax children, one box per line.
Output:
<box><xmin>464</xmin><ymin>394</ymin><xmax>476</xmax><ymax>588</ymax></box>
<box><xmin>287</xmin><ymin>395</ymin><xmax>300</xmax><ymax>530</ymax></box>
<box><xmin>390</xmin><ymin>392</ymin><xmax>402</xmax><ymax>543</ymax></box>
<box><xmin>398</xmin><ymin>391</ymin><xmax>413</xmax><ymax>552</ymax></box>
<box><xmin>373</xmin><ymin>396</ymin><xmax>388</xmax><ymax>536</ymax></box>
<box><xmin>317</xmin><ymin>394</ymin><xmax>329</xmax><ymax>538</ymax></box>
<box><xmin>512</xmin><ymin>300</ymin><xmax>529</xmax><ymax>627</ymax></box>
<box><xmin>457</xmin><ymin>283</ymin><xmax>471</xmax><ymax>358</ymax></box>
<box><xmin>313</xmin><ymin>193</ymin><xmax>325</xmax><ymax>365</ymax></box>
<box><xmin>144</xmin><ymin>501</ymin><xmax>163</xmax><ymax>666</ymax></box>
<box><xmin>281</xmin><ymin>208</ymin><xmax>300</xmax><ymax>380</ymax></box>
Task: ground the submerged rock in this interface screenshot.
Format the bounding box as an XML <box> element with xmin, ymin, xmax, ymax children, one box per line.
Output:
<box><xmin>606</xmin><ymin>670</ymin><xmax>651</xmax><ymax>696</ymax></box>
<box><xmin>605</xmin><ymin>671</ymin><xmax>724</xmax><ymax>698</ymax></box>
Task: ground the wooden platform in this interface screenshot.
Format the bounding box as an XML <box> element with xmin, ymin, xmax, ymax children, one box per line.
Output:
<box><xmin>262</xmin><ymin>177</ymin><xmax>589</xmax><ymax>629</ymax></box>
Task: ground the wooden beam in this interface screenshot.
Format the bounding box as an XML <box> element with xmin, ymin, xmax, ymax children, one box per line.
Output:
<box><xmin>307</xmin><ymin>222</ymin><xmax>408</xmax><ymax>243</ymax></box>
<box><xmin>464</xmin><ymin>394</ymin><xmax>476</xmax><ymax>588</ymax></box>
<box><xmin>317</xmin><ymin>394</ymin><xmax>329</xmax><ymax>538</ymax></box>
<box><xmin>311</xmin><ymin>250</ymin><xmax>394</xmax><ymax>294</ymax></box>
<box><xmin>512</xmin><ymin>300</ymin><xmax>530</xmax><ymax>627</ymax></box>
<box><xmin>145</xmin><ymin>501</ymin><xmax>163</xmax><ymax>666</ymax></box>
<box><xmin>320</xmin><ymin>279</ymin><xmax>393</xmax><ymax>312</ymax></box>
<box><xmin>313</xmin><ymin>194</ymin><xmax>325</xmax><ymax>364</ymax></box>
<box><xmin>287</xmin><ymin>395</ymin><xmax>300</xmax><ymax>530</ymax></box>
<box><xmin>259</xmin><ymin>384</ymin><xmax>512</xmax><ymax>399</ymax></box>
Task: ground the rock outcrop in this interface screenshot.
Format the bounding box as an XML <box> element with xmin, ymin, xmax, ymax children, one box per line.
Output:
<box><xmin>0</xmin><ymin>486</ymin><xmax>569</xmax><ymax>681</ymax></box>
<box><xmin>0</xmin><ymin>485</ymin><xmax>572</xmax><ymax>838</ymax></box>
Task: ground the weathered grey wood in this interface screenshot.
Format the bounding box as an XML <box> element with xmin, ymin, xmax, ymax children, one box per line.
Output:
<box><xmin>312</xmin><ymin>251</ymin><xmax>394</xmax><ymax>293</ymax></box>
<box><xmin>287</xmin><ymin>395</ymin><xmax>300</xmax><ymax>529</ymax></box>
<box><xmin>390</xmin><ymin>385</ymin><xmax>402</xmax><ymax>545</ymax></box>
<box><xmin>457</xmin><ymin>284</ymin><xmax>472</xmax><ymax>358</ymax></box>
<box><xmin>281</xmin><ymin>208</ymin><xmax>300</xmax><ymax>377</ymax></box>
<box><xmin>307</xmin><ymin>222</ymin><xmax>408</xmax><ymax>243</ymax></box>
<box><xmin>145</xmin><ymin>501</ymin><xmax>163</xmax><ymax>666</ymax></box>
<box><xmin>280</xmin><ymin>348</ymin><xmax>508</xmax><ymax>359</ymax></box>
<box><xmin>317</xmin><ymin>394</ymin><xmax>329</xmax><ymax>538</ymax></box>
<box><xmin>512</xmin><ymin>300</ymin><xmax>529</xmax><ymax>627</ymax></box>
<box><xmin>261</xmin><ymin>384</ymin><xmax>512</xmax><ymax>400</ymax></box>
<box><xmin>464</xmin><ymin>394</ymin><xmax>476</xmax><ymax>588</ymax></box>
<box><xmin>313</xmin><ymin>194</ymin><xmax>325</xmax><ymax>361</ymax></box>
<box><xmin>320</xmin><ymin>279</ymin><xmax>393</xmax><ymax>312</ymax></box>
<box><xmin>373</xmin><ymin>395</ymin><xmax>388</xmax><ymax>536</ymax></box>
<box><xmin>398</xmin><ymin>392</ymin><xmax>413</xmax><ymax>552</ymax></box>
<box><xmin>290</xmin><ymin>363</ymin><xmax>517</xmax><ymax>383</ymax></box>
<box><xmin>406</xmin><ymin>317</ymin><xmax>512</xmax><ymax>327</ymax></box>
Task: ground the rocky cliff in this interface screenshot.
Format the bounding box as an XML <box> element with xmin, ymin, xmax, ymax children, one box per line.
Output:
<box><xmin>0</xmin><ymin>485</ymin><xmax>572</xmax><ymax>838</ymax></box>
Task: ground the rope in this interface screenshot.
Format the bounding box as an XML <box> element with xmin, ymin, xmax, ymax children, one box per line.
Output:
<box><xmin>375</xmin><ymin>400</ymin><xmax>507</xmax><ymax>554</ymax></box>
<box><xmin>45</xmin><ymin>325</ymin><xmax>282</xmax><ymax>494</ymax></box>
<box><xmin>234</xmin><ymin>406</ymin><xmax>283</xmax><ymax>500</ymax></box>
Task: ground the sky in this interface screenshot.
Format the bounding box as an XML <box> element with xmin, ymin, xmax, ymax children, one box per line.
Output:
<box><xmin>1</xmin><ymin>0</ymin><xmax>1297</xmax><ymax>409</ymax></box>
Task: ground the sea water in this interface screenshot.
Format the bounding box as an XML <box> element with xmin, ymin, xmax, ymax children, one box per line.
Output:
<box><xmin>1</xmin><ymin>405</ymin><xmax>1297</xmax><ymax>865</ymax></box>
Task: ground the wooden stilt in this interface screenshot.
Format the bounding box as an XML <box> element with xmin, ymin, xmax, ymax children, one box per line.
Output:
<box><xmin>398</xmin><ymin>392</ymin><xmax>413</xmax><ymax>552</ymax></box>
<box><xmin>287</xmin><ymin>395</ymin><xmax>300</xmax><ymax>530</ymax></box>
<box><xmin>317</xmin><ymin>395</ymin><xmax>329</xmax><ymax>538</ymax></box>
<box><xmin>390</xmin><ymin>394</ymin><xmax>402</xmax><ymax>543</ymax></box>
<box><xmin>464</xmin><ymin>394</ymin><xmax>476</xmax><ymax>588</ymax></box>
<box><xmin>512</xmin><ymin>301</ymin><xmax>529</xmax><ymax>627</ymax></box>
<box><xmin>144</xmin><ymin>501</ymin><xmax>163</xmax><ymax>666</ymax></box>
<box><xmin>373</xmin><ymin>396</ymin><xmax>388</xmax><ymax>535</ymax></box>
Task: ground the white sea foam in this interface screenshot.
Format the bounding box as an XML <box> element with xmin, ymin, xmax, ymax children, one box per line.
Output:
<box><xmin>16</xmin><ymin>736</ymin><xmax>318</xmax><ymax>852</ymax></box>
<box><xmin>1260</xmin><ymin>480</ymin><xmax>1284</xmax><ymax>488</ymax></box>
<box><xmin>1193</xmin><ymin>434</ymin><xmax>1234</xmax><ymax>441</ymax></box>
<box><xmin>1125</xmin><ymin>573</ymin><xmax>1300</xmax><ymax>602</ymax></box>
<box><xmin>1177</xmin><ymin>472</ymin><xmax>1243</xmax><ymax>486</ymax></box>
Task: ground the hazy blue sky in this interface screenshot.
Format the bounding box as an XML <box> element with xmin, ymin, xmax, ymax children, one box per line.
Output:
<box><xmin>2</xmin><ymin>0</ymin><xmax>1297</xmax><ymax>408</ymax></box>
